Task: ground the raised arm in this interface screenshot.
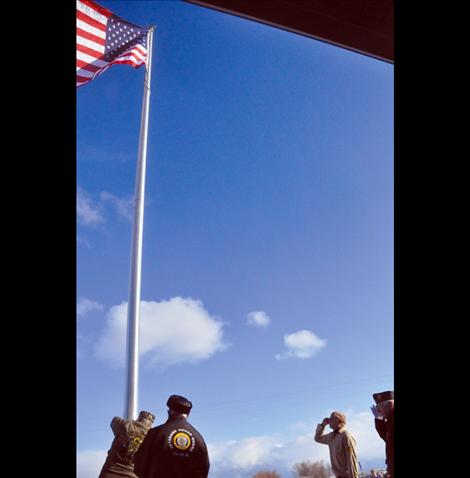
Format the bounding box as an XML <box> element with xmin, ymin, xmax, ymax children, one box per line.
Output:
<box><xmin>314</xmin><ymin>421</ymin><xmax>331</xmax><ymax>445</ymax></box>
<box><xmin>110</xmin><ymin>416</ymin><xmax>128</xmax><ymax>436</ymax></box>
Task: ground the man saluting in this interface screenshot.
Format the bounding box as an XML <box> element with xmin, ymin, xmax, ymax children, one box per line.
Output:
<box><xmin>314</xmin><ymin>411</ymin><xmax>359</xmax><ymax>478</ymax></box>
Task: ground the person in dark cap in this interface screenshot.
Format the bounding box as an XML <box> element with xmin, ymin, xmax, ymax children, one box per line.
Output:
<box><xmin>134</xmin><ymin>394</ymin><xmax>210</xmax><ymax>478</ymax></box>
<box><xmin>98</xmin><ymin>410</ymin><xmax>155</xmax><ymax>478</ymax></box>
<box><xmin>371</xmin><ymin>391</ymin><xmax>394</xmax><ymax>478</ymax></box>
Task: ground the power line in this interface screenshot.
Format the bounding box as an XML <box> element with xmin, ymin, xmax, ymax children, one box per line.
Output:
<box><xmin>196</xmin><ymin>374</ymin><xmax>393</xmax><ymax>411</ymax></box>
<box><xmin>77</xmin><ymin>373</ymin><xmax>393</xmax><ymax>424</ymax></box>
<box><xmin>194</xmin><ymin>381</ymin><xmax>392</xmax><ymax>419</ymax></box>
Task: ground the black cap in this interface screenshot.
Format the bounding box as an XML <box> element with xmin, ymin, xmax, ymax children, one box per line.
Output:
<box><xmin>138</xmin><ymin>410</ymin><xmax>155</xmax><ymax>423</ymax></box>
<box><xmin>167</xmin><ymin>394</ymin><xmax>192</xmax><ymax>414</ymax></box>
<box><xmin>373</xmin><ymin>390</ymin><xmax>394</xmax><ymax>404</ymax></box>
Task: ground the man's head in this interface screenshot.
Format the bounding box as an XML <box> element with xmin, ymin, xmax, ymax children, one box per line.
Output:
<box><xmin>167</xmin><ymin>394</ymin><xmax>192</xmax><ymax>417</ymax></box>
<box><xmin>137</xmin><ymin>410</ymin><xmax>155</xmax><ymax>427</ymax></box>
<box><xmin>373</xmin><ymin>391</ymin><xmax>394</xmax><ymax>419</ymax></box>
<box><xmin>377</xmin><ymin>399</ymin><xmax>394</xmax><ymax>418</ymax></box>
<box><xmin>329</xmin><ymin>411</ymin><xmax>346</xmax><ymax>430</ymax></box>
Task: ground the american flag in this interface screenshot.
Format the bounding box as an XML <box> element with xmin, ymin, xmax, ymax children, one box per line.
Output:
<box><xmin>77</xmin><ymin>0</ymin><xmax>149</xmax><ymax>88</ymax></box>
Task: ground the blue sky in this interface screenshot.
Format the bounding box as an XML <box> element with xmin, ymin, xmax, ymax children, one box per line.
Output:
<box><xmin>77</xmin><ymin>1</ymin><xmax>393</xmax><ymax>476</ymax></box>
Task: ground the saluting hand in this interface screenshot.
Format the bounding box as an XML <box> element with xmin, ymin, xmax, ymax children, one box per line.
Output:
<box><xmin>370</xmin><ymin>405</ymin><xmax>383</xmax><ymax>419</ymax></box>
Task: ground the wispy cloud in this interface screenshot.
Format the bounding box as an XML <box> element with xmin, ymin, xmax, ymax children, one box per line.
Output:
<box><xmin>77</xmin><ymin>187</ymin><xmax>136</xmax><ymax>228</ymax></box>
<box><xmin>77</xmin><ymin>187</ymin><xmax>104</xmax><ymax>226</ymax></box>
<box><xmin>78</xmin><ymin>145</ymin><xmax>133</xmax><ymax>163</ymax></box>
<box><xmin>77</xmin><ymin>298</ymin><xmax>104</xmax><ymax>317</ymax></box>
<box><xmin>77</xmin><ymin>333</ymin><xmax>94</xmax><ymax>359</ymax></box>
<box><xmin>77</xmin><ymin>236</ymin><xmax>92</xmax><ymax>248</ymax></box>
<box><xmin>100</xmin><ymin>192</ymin><xmax>134</xmax><ymax>222</ymax></box>
<box><xmin>275</xmin><ymin>330</ymin><xmax>327</xmax><ymax>360</ymax></box>
<box><xmin>246</xmin><ymin>311</ymin><xmax>271</xmax><ymax>328</ymax></box>
<box><xmin>94</xmin><ymin>297</ymin><xmax>229</xmax><ymax>368</ymax></box>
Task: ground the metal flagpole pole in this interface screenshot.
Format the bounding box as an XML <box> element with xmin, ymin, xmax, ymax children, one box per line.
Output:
<box><xmin>124</xmin><ymin>26</ymin><xmax>155</xmax><ymax>420</ymax></box>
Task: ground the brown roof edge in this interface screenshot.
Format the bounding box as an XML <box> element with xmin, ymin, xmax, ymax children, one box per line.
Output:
<box><xmin>185</xmin><ymin>0</ymin><xmax>394</xmax><ymax>64</ymax></box>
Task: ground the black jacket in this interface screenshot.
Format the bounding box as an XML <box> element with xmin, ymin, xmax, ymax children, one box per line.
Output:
<box><xmin>375</xmin><ymin>413</ymin><xmax>394</xmax><ymax>475</ymax></box>
<box><xmin>134</xmin><ymin>416</ymin><xmax>210</xmax><ymax>478</ymax></box>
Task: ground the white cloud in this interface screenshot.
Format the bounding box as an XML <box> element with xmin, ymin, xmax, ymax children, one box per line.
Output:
<box><xmin>246</xmin><ymin>311</ymin><xmax>271</xmax><ymax>328</ymax></box>
<box><xmin>77</xmin><ymin>298</ymin><xmax>104</xmax><ymax>317</ymax></box>
<box><xmin>208</xmin><ymin>428</ymin><xmax>327</xmax><ymax>477</ymax></box>
<box><xmin>208</xmin><ymin>411</ymin><xmax>385</xmax><ymax>477</ymax></box>
<box><xmin>77</xmin><ymin>187</ymin><xmax>104</xmax><ymax>226</ymax></box>
<box><xmin>100</xmin><ymin>191</ymin><xmax>134</xmax><ymax>222</ymax></box>
<box><xmin>210</xmin><ymin>436</ymin><xmax>278</xmax><ymax>471</ymax></box>
<box><xmin>275</xmin><ymin>330</ymin><xmax>327</xmax><ymax>360</ymax></box>
<box><xmin>347</xmin><ymin>411</ymin><xmax>387</xmax><ymax>462</ymax></box>
<box><xmin>94</xmin><ymin>297</ymin><xmax>229</xmax><ymax>368</ymax></box>
<box><xmin>77</xmin><ymin>450</ymin><xmax>107</xmax><ymax>478</ymax></box>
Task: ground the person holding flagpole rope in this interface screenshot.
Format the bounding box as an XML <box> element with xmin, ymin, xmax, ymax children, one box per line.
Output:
<box><xmin>99</xmin><ymin>411</ymin><xmax>156</xmax><ymax>478</ymax></box>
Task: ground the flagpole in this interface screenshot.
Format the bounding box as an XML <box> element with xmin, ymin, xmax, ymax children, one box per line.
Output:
<box><xmin>124</xmin><ymin>26</ymin><xmax>155</xmax><ymax>420</ymax></box>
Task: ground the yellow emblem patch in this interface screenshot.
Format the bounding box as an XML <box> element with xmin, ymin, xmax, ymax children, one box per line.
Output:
<box><xmin>173</xmin><ymin>431</ymin><xmax>191</xmax><ymax>450</ymax></box>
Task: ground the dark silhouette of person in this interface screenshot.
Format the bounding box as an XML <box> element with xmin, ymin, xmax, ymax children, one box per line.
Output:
<box><xmin>371</xmin><ymin>391</ymin><xmax>394</xmax><ymax>478</ymax></box>
<box><xmin>134</xmin><ymin>395</ymin><xmax>210</xmax><ymax>478</ymax></box>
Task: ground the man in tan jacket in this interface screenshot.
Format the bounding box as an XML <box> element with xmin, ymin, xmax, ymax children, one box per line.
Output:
<box><xmin>314</xmin><ymin>411</ymin><xmax>359</xmax><ymax>478</ymax></box>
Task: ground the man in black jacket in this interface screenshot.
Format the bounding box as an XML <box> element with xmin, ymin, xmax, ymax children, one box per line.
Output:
<box><xmin>371</xmin><ymin>391</ymin><xmax>394</xmax><ymax>478</ymax></box>
<box><xmin>134</xmin><ymin>395</ymin><xmax>210</xmax><ymax>478</ymax></box>
<box><xmin>99</xmin><ymin>410</ymin><xmax>155</xmax><ymax>478</ymax></box>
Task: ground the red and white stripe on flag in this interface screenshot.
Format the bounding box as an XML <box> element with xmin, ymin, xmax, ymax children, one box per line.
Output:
<box><xmin>76</xmin><ymin>0</ymin><xmax>148</xmax><ymax>88</ymax></box>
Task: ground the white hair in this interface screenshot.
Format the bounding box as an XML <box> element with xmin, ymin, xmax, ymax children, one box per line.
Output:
<box><xmin>169</xmin><ymin>409</ymin><xmax>188</xmax><ymax>418</ymax></box>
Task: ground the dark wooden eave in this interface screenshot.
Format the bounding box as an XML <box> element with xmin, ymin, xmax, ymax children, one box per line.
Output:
<box><xmin>185</xmin><ymin>0</ymin><xmax>394</xmax><ymax>64</ymax></box>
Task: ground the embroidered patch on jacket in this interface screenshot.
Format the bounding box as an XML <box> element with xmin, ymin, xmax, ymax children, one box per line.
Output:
<box><xmin>168</xmin><ymin>429</ymin><xmax>196</xmax><ymax>452</ymax></box>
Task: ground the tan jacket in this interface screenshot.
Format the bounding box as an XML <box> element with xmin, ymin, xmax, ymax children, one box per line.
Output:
<box><xmin>314</xmin><ymin>424</ymin><xmax>359</xmax><ymax>478</ymax></box>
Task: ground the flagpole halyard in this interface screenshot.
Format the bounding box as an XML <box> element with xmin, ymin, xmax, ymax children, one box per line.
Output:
<box><xmin>124</xmin><ymin>26</ymin><xmax>155</xmax><ymax>420</ymax></box>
